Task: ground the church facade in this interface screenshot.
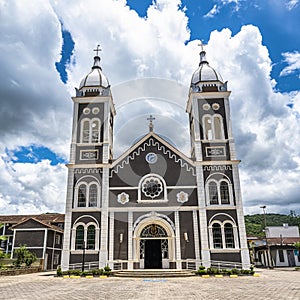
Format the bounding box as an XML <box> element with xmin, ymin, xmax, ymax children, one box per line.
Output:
<box><xmin>61</xmin><ymin>48</ymin><xmax>250</xmax><ymax>271</ymax></box>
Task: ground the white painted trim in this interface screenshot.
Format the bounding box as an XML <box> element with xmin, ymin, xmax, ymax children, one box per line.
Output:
<box><xmin>174</xmin><ymin>211</ymin><xmax>181</xmax><ymax>269</ymax></box>
<box><xmin>108</xmin><ymin>206</ymin><xmax>199</xmax><ymax>212</ymax></box>
<box><xmin>43</xmin><ymin>229</ymin><xmax>48</xmax><ymax>259</ymax></box>
<box><xmin>193</xmin><ymin>210</ymin><xmax>200</xmax><ymax>268</ymax></box>
<box><xmin>128</xmin><ymin>212</ymin><xmax>133</xmax><ymax>270</ymax></box>
<box><xmin>108</xmin><ymin>212</ymin><xmax>114</xmax><ymax>268</ymax></box>
<box><xmin>109</xmin><ymin>185</ymin><xmax>197</xmax><ymax>190</ymax></box>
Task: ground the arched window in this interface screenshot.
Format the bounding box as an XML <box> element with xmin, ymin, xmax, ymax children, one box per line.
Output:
<box><xmin>212</xmin><ymin>223</ymin><xmax>222</xmax><ymax>248</ymax></box>
<box><xmin>82</xmin><ymin>119</ymin><xmax>90</xmax><ymax>143</ymax></box>
<box><xmin>78</xmin><ymin>184</ymin><xmax>87</xmax><ymax>207</ymax></box>
<box><xmin>89</xmin><ymin>184</ymin><xmax>98</xmax><ymax>207</ymax></box>
<box><xmin>213</xmin><ymin>115</ymin><xmax>224</xmax><ymax>140</ymax></box>
<box><xmin>138</xmin><ymin>174</ymin><xmax>167</xmax><ymax>202</ymax></box>
<box><xmin>206</xmin><ymin>176</ymin><xmax>233</xmax><ymax>206</ymax></box>
<box><xmin>91</xmin><ymin>119</ymin><xmax>100</xmax><ymax>143</ymax></box>
<box><xmin>87</xmin><ymin>225</ymin><xmax>96</xmax><ymax>249</ymax></box>
<box><xmin>209</xmin><ymin>217</ymin><xmax>238</xmax><ymax>250</ymax></box>
<box><xmin>75</xmin><ymin>181</ymin><xmax>100</xmax><ymax>208</ymax></box>
<box><xmin>220</xmin><ymin>181</ymin><xmax>230</xmax><ymax>204</ymax></box>
<box><xmin>80</xmin><ymin>118</ymin><xmax>101</xmax><ymax>143</ymax></box>
<box><xmin>75</xmin><ymin>225</ymin><xmax>84</xmax><ymax>250</ymax></box>
<box><xmin>224</xmin><ymin>223</ymin><xmax>235</xmax><ymax>248</ymax></box>
<box><xmin>204</xmin><ymin>115</ymin><xmax>213</xmax><ymax>140</ymax></box>
<box><xmin>202</xmin><ymin>114</ymin><xmax>225</xmax><ymax>140</ymax></box>
<box><xmin>209</xmin><ymin>181</ymin><xmax>218</xmax><ymax>205</ymax></box>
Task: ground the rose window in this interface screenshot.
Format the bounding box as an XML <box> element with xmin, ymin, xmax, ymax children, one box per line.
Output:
<box><xmin>142</xmin><ymin>176</ymin><xmax>163</xmax><ymax>199</ymax></box>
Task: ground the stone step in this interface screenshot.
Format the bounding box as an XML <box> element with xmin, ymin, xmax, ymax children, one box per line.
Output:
<box><xmin>113</xmin><ymin>270</ymin><xmax>195</xmax><ymax>278</ymax></box>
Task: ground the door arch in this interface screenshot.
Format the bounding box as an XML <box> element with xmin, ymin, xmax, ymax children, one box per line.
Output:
<box><xmin>133</xmin><ymin>216</ymin><xmax>175</xmax><ymax>269</ymax></box>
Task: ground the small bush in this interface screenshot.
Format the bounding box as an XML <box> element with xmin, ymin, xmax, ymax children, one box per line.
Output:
<box><xmin>103</xmin><ymin>265</ymin><xmax>111</xmax><ymax>276</ymax></box>
<box><xmin>196</xmin><ymin>269</ymin><xmax>207</xmax><ymax>275</ymax></box>
<box><xmin>56</xmin><ymin>266</ymin><xmax>62</xmax><ymax>277</ymax></box>
<box><xmin>207</xmin><ymin>267</ymin><xmax>219</xmax><ymax>275</ymax></box>
<box><xmin>231</xmin><ymin>268</ymin><xmax>240</xmax><ymax>275</ymax></box>
<box><xmin>198</xmin><ymin>265</ymin><xmax>206</xmax><ymax>271</ymax></box>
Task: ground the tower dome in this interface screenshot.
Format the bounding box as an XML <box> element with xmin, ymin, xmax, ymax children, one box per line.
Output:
<box><xmin>79</xmin><ymin>55</ymin><xmax>109</xmax><ymax>89</ymax></box>
<box><xmin>191</xmin><ymin>50</ymin><xmax>223</xmax><ymax>84</ymax></box>
<box><xmin>190</xmin><ymin>50</ymin><xmax>227</xmax><ymax>93</ymax></box>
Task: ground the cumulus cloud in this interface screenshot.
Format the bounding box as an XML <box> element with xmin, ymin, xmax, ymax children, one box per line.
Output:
<box><xmin>0</xmin><ymin>0</ymin><xmax>299</xmax><ymax>215</ymax></box>
<box><xmin>280</xmin><ymin>51</ymin><xmax>300</xmax><ymax>77</ymax></box>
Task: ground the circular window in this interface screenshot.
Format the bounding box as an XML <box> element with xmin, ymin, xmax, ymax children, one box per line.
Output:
<box><xmin>83</xmin><ymin>107</ymin><xmax>90</xmax><ymax>115</ymax></box>
<box><xmin>142</xmin><ymin>176</ymin><xmax>163</xmax><ymax>199</ymax></box>
<box><xmin>145</xmin><ymin>152</ymin><xmax>157</xmax><ymax>164</ymax></box>
<box><xmin>212</xmin><ymin>103</ymin><xmax>220</xmax><ymax>110</ymax></box>
<box><xmin>92</xmin><ymin>107</ymin><xmax>100</xmax><ymax>114</ymax></box>
<box><xmin>203</xmin><ymin>103</ymin><xmax>210</xmax><ymax>111</ymax></box>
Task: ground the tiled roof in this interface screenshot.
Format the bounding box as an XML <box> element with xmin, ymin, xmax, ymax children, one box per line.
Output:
<box><xmin>0</xmin><ymin>213</ymin><xmax>65</xmax><ymax>226</ymax></box>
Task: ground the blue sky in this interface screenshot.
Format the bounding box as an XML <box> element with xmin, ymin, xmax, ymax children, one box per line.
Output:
<box><xmin>0</xmin><ymin>0</ymin><xmax>299</xmax><ymax>215</ymax></box>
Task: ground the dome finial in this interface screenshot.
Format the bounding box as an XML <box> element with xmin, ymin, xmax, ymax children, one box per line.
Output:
<box><xmin>198</xmin><ymin>42</ymin><xmax>208</xmax><ymax>66</ymax></box>
<box><xmin>92</xmin><ymin>44</ymin><xmax>102</xmax><ymax>69</ymax></box>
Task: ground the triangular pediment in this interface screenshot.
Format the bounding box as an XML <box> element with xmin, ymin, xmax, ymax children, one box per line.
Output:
<box><xmin>111</xmin><ymin>132</ymin><xmax>195</xmax><ymax>177</ymax></box>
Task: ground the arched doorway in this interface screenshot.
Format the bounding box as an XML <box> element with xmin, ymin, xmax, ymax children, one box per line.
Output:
<box><xmin>140</xmin><ymin>224</ymin><xmax>168</xmax><ymax>269</ymax></box>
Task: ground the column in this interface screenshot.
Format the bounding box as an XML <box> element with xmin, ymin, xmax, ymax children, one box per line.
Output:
<box><xmin>61</xmin><ymin>168</ymin><xmax>74</xmax><ymax>271</ymax></box>
<box><xmin>174</xmin><ymin>211</ymin><xmax>181</xmax><ymax>269</ymax></box>
<box><xmin>192</xmin><ymin>210</ymin><xmax>201</xmax><ymax>268</ymax></box>
<box><xmin>128</xmin><ymin>211</ymin><xmax>133</xmax><ymax>270</ymax></box>
<box><xmin>108</xmin><ymin>212</ymin><xmax>114</xmax><ymax>269</ymax></box>
<box><xmin>232</xmin><ymin>164</ymin><xmax>251</xmax><ymax>269</ymax></box>
<box><xmin>99</xmin><ymin>168</ymin><xmax>109</xmax><ymax>268</ymax></box>
<box><xmin>196</xmin><ymin>165</ymin><xmax>211</xmax><ymax>268</ymax></box>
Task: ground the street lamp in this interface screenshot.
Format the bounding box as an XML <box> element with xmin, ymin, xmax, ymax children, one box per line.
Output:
<box><xmin>260</xmin><ymin>205</ymin><xmax>272</xmax><ymax>268</ymax></box>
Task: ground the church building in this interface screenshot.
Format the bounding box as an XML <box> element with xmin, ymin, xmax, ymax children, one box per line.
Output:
<box><xmin>61</xmin><ymin>47</ymin><xmax>250</xmax><ymax>271</ymax></box>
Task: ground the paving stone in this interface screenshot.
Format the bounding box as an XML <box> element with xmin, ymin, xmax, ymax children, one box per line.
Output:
<box><xmin>0</xmin><ymin>268</ymin><xmax>299</xmax><ymax>300</ymax></box>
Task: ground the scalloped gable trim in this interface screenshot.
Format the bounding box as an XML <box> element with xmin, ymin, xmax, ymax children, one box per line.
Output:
<box><xmin>110</xmin><ymin>137</ymin><xmax>196</xmax><ymax>177</ymax></box>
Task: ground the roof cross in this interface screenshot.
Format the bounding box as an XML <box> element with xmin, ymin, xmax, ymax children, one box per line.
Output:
<box><xmin>198</xmin><ymin>41</ymin><xmax>207</xmax><ymax>52</ymax></box>
<box><xmin>93</xmin><ymin>44</ymin><xmax>102</xmax><ymax>56</ymax></box>
<box><xmin>147</xmin><ymin>115</ymin><xmax>155</xmax><ymax>132</ymax></box>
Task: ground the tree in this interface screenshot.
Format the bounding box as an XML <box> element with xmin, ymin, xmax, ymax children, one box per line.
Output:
<box><xmin>13</xmin><ymin>245</ymin><xmax>37</xmax><ymax>267</ymax></box>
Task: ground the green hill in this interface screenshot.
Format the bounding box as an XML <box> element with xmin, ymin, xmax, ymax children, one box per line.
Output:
<box><xmin>244</xmin><ymin>213</ymin><xmax>300</xmax><ymax>237</ymax></box>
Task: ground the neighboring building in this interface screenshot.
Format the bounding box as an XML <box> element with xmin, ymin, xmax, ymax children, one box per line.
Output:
<box><xmin>61</xmin><ymin>48</ymin><xmax>250</xmax><ymax>271</ymax></box>
<box><xmin>250</xmin><ymin>224</ymin><xmax>300</xmax><ymax>267</ymax></box>
<box><xmin>0</xmin><ymin>214</ymin><xmax>64</xmax><ymax>270</ymax></box>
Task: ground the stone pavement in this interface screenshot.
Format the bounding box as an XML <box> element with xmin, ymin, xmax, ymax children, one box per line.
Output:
<box><xmin>0</xmin><ymin>268</ymin><xmax>300</xmax><ymax>300</ymax></box>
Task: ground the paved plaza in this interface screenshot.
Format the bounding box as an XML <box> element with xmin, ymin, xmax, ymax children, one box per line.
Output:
<box><xmin>0</xmin><ymin>268</ymin><xmax>299</xmax><ymax>300</ymax></box>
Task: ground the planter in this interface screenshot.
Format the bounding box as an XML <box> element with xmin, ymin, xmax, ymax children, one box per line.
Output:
<box><xmin>0</xmin><ymin>267</ymin><xmax>41</xmax><ymax>276</ymax></box>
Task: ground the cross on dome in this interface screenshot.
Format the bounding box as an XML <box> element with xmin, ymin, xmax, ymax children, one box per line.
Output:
<box><xmin>93</xmin><ymin>44</ymin><xmax>102</xmax><ymax>56</ymax></box>
<box><xmin>147</xmin><ymin>115</ymin><xmax>155</xmax><ymax>132</ymax></box>
<box><xmin>198</xmin><ymin>41</ymin><xmax>207</xmax><ymax>52</ymax></box>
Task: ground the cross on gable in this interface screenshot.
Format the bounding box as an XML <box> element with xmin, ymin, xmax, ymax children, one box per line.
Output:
<box><xmin>93</xmin><ymin>44</ymin><xmax>102</xmax><ymax>56</ymax></box>
<box><xmin>147</xmin><ymin>115</ymin><xmax>155</xmax><ymax>132</ymax></box>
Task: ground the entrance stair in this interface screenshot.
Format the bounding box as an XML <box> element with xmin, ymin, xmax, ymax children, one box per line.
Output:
<box><xmin>113</xmin><ymin>269</ymin><xmax>195</xmax><ymax>278</ymax></box>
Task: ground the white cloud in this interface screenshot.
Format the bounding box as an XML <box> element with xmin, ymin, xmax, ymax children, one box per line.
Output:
<box><xmin>286</xmin><ymin>0</ymin><xmax>299</xmax><ymax>10</ymax></box>
<box><xmin>204</xmin><ymin>5</ymin><xmax>220</xmax><ymax>18</ymax></box>
<box><xmin>0</xmin><ymin>0</ymin><xmax>299</xmax><ymax>215</ymax></box>
<box><xmin>0</xmin><ymin>158</ymin><xmax>67</xmax><ymax>214</ymax></box>
<box><xmin>280</xmin><ymin>51</ymin><xmax>300</xmax><ymax>77</ymax></box>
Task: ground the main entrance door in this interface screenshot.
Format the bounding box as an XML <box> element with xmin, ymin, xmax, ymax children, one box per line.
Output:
<box><xmin>145</xmin><ymin>239</ymin><xmax>162</xmax><ymax>269</ymax></box>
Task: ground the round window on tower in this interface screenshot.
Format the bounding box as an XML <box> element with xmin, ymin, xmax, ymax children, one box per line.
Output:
<box><xmin>142</xmin><ymin>176</ymin><xmax>163</xmax><ymax>199</ymax></box>
<box><xmin>83</xmin><ymin>107</ymin><xmax>90</xmax><ymax>115</ymax></box>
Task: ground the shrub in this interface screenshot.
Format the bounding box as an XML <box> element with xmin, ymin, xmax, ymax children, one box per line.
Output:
<box><xmin>13</xmin><ymin>245</ymin><xmax>37</xmax><ymax>267</ymax></box>
<box><xmin>56</xmin><ymin>266</ymin><xmax>62</xmax><ymax>277</ymax></box>
<box><xmin>207</xmin><ymin>267</ymin><xmax>219</xmax><ymax>275</ymax></box>
<box><xmin>198</xmin><ymin>265</ymin><xmax>206</xmax><ymax>271</ymax></box>
<box><xmin>103</xmin><ymin>265</ymin><xmax>111</xmax><ymax>276</ymax></box>
<box><xmin>231</xmin><ymin>268</ymin><xmax>240</xmax><ymax>275</ymax></box>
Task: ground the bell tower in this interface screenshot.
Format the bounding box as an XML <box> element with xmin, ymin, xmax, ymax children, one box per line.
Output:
<box><xmin>61</xmin><ymin>47</ymin><xmax>116</xmax><ymax>271</ymax></box>
<box><xmin>186</xmin><ymin>49</ymin><xmax>250</xmax><ymax>269</ymax></box>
